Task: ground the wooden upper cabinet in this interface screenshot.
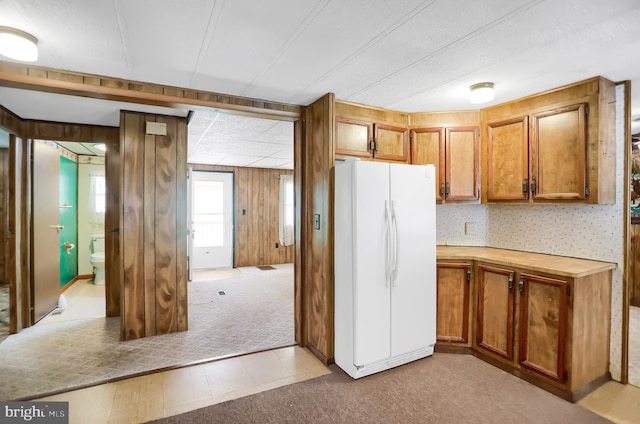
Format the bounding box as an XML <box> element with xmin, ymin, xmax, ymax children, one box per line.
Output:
<box><xmin>335</xmin><ymin>102</ymin><xmax>408</xmax><ymax>162</ymax></box>
<box><xmin>410</xmin><ymin>111</ymin><xmax>480</xmax><ymax>203</ymax></box>
<box><xmin>411</xmin><ymin>128</ymin><xmax>445</xmax><ymax>201</ymax></box>
<box><xmin>531</xmin><ymin>104</ymin><xmax>586</xmax><ymax>200</ymax></box>
<box><xmin>518</xmin><ymin>273</ymin><xmax>569</xmax><ymax>384</ymax></box>
<box><xmin>335</xmin><ymin>117</ymin><xmax>373</xmax><ymax>158</ymax></box>
<box><xmin>481</xmin><ymin>76</ymin><xmax>615</xmax><ymax>204</ymax></box>
<box><xmin>374</xmin><ymin>123</ymin><xmax>408</xmax><ymax>161</ymax></box>
<box><xmin>436</xmin><ymin>262</ymin><xmax>471</xmax><ymax>345</ymax></box>
<box><xmin>411</xmin><ymin>125</ymin><xmax>479</xmax><ymax>202</ymax></box>
<box><xmin>446</xmin><ymin>127</ymin><xmax>479</xmax><ymax>201</ymax></box>
<box><xmin>486</xmin><ymin>117</ymin><xmax>529</xmax><ymax>201</ymax></box>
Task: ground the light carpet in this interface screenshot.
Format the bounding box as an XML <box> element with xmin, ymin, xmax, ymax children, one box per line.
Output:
<box><xmin>0</xmin><ymin>264</ymin><xmax>294</xmax><ymax>401</ymax></box>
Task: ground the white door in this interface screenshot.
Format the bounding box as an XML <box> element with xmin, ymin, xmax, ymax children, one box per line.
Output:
<box><xmin>190</xmin><ymin>171</ymin><xmax>234</xmax><ymax>270</ymax></box>
<box><xmin>33</xmin><ymin>141</ymin><xmax>61</xmax><ymax>322</ymax></box>
<box><xmin>389</xmin><ymin>164</ymin><xmax>437</xmax><ymax>356</ymax></box>
<box><xmin>352</xmin><ymin>161</ymin><xmax>392</xmax><ymax>367</ymax></box>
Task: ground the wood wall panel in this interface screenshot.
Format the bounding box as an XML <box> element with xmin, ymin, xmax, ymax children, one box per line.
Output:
<box><xmin>175</xmin><ymin>119</ymin><xmax>188</xmax><ymax>332</ymax></box>
<box><xmin>301</xmin><ymin>93</ymin><xmax>335</xmax><ymax>363</ymax></box>
<box><xmin>0</xmin><ymin>148</ymin><xmax>7</xmax><ymax>286</ymax></box>
<box><xmin>120</xmin><ymin>112</ymin><xmax>188</xmax><ymax>340</ymax></box>
<box><xmin>630</xmin><ymin>224</ymin><xmax>640</xmax><ymax>307</ymax></box>
<box><xmin>121</xmin><ymin>113</ymin><xmax>146</xmax><ymax>340</ymax></box>
<box><xmin>105</xmin><ymin>141</ymin><xmax>121</xmax><ymax>317</ymax></box>
<box><xmin>189</xmin><ymin>164</ymin><xmax>294</xmax><ymax>267</ymax></box>
<box><xmin>154</xmin><ymin>116</ymin><xmax>178</xmax><ymax>334</ymax></box>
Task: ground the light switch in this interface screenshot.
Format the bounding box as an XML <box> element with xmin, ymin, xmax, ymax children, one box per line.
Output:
<box><xmin>314</xmin><ymin>214</ymin><xmax>320</xmax><ymax>230</ymax></box>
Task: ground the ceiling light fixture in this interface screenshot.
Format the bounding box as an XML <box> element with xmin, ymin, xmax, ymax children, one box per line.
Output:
<box><xmin>0</xmin><ymin>26</ymin><xmax>38</xmax><ymax>62</ymax></box>
<box><xmin>93</xmin><ymin>144</ymin><xmax>107</xmax><ymax>152</ymax></box>
<box><xmin>469</xmin><ymin>82</ymin><xmax>495</xmax><ymax>104</ymax></box>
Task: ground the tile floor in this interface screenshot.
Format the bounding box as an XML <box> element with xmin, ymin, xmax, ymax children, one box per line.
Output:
<box><xmin>34</xmin><ymin>345</ymin><xmax>331</xmax><ymax>424</ymax></box>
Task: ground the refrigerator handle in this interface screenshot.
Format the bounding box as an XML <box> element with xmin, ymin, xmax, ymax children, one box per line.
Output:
<box><xmin>390</xmin><ymin>200</ymin><xmax>399</xmax><ymax>286</ymax></box>
<box><xmin>384</xmin><ymin>200</ymin><xmax>392</xmax><ymax>287</ymax></box>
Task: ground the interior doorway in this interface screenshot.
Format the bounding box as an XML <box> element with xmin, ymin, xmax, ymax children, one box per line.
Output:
<box><xmin>190</xmin><ymin>171</ymin><xmax>234</xmax><ymax>270</ymax></box>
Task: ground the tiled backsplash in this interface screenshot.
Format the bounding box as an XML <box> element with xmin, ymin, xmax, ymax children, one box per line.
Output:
<box><xmin>436</xmin><ymin>84</ymin><xmax>626</xmax><ymax>381</ymax></box>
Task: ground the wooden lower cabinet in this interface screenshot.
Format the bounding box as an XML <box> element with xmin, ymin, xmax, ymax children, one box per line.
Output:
<box><xmin>476</xmin><ymin>265</ymin><xmax>515</xmax><ymax>360</ymax></box>
<box><xmin>475</xmin><ymin>266</ymin><xmax>569</xmax><ymax>384</ymax></box>
<box><xmin>437</xmin><ymin>260</ymin><xmax>612</xmax><ymax>402</ymax></box>
<box><xmin>436</xmin><ymin>262</ymin><xmax>471</xmax><ymax>348</ymax></box>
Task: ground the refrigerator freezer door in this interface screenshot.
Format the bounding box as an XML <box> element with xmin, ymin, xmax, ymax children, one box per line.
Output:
<box><xmin>352</xmin><ymin>161</ymin><xmax>392</xmax><ymax>367</ymax></box>
<box><xmin>389</xmin><ymin>164</ymin><xmax>437</xmax><ymax>357</ymax></box>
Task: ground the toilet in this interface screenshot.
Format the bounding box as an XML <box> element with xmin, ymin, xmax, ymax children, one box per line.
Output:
<box><xmin>89</xmin><ymin>234</ymin><xmax>105</xmax><ymax>285</ymax></box>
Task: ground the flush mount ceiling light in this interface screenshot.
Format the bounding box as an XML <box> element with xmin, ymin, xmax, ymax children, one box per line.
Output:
<box><xmin>469</xmin><ymin>82</ymin><xmax>495</xmax><ymax>104</ymax></box>
<box><xmin>0</xmin><ymin>26</ymin><xmax>38</xmax><ymax>62</ymax></box>
<box><xmin>93</xmin><ymin>144</ymin><xmax>107</xmax><ymax>152</ymax></box>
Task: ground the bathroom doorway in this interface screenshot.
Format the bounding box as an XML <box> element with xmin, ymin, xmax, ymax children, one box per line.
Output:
<box><xmin>33</xmin><ymin>140</ymin><xmax>110</xmax><ymax>325</ymax></box>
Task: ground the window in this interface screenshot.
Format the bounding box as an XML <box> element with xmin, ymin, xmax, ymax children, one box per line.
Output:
<box><xmin>279</xmin><ymin>175</ymin><xmax>294</xmax><ymax>246</ymax></box>
<box><xmin>94</xmin><ymin>175</ymin><xmax>106</xmax><ymax>214</ymax></box>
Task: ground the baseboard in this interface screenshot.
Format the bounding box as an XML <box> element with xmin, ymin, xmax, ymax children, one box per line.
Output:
<box><xmin>434</xmin><ymin>344</ymin><xmax>472</xmax><ymax>354</ymax></box>
<box><xmin>306</xmin><ymin>343</ymin><xmax>333</xmax><ymax>366</ymax></box>
<box><xmin>60</xmin><ymin>274</ymin><xmax>93</xmax><ymax>293</ymax></box>
<box><xmin>570</xmin><ymin>372</ymin><xmax>611</xmax><ymax>402</ymax></box>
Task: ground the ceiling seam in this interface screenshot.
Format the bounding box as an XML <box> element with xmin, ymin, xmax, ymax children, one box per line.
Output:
<box><xmin>344</xmin><ymin>0</ymin><xmax>545</xmax><ymax>101</ymax></box>
<box><xmin>239</xmin><ymin>0</ymin><xmax>332</xmax><ymax>97</ymax></box>
<box><xmin>112</xmin><ymin>0</ymin><xmax>135</xmax><ymax>80</ymax></box>
<box><xmin>190</xmin><ymin>112</ymin><xmax>221</xmax><ymax>151</ymax></box>
<box><xmin>283</xmin><ymin>0</ymin><xmax>439</xmax><ymax>104</ymax></box>
<box><xmin>189</xmin><ymin>0</ymin><xmax>226</xmax><ymax>89</ymax></box>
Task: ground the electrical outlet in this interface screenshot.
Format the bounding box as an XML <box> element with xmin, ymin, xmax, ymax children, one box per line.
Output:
<box><xmin>464</xmin><ymin>222</ymin><xmax>476</xmax><ymax>235</ymax></box>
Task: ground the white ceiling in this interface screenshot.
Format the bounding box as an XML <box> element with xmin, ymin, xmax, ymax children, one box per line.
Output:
<box><xmin>1</xmin><ymin>0</ymin><xmax>640</xmax><ymax>168</ymax></box>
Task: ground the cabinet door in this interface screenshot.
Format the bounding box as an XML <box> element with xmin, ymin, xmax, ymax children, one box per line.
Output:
<box><xmin>446</xmin><ymin>127</ymin><xmax>479</xmax><ymax>201</ymax></box>
<box><xmin>436</xmin><ymin>263</ymin><xmax>470</xmax><ymax>344</ymax></box>
<box><xmin>518</xmin><ymin>273</ymin><xmax>568</xmax><ymax>383</ymax></box>
<box><xmin>530</xmin><ymin>104</ymin><xmax>587</xmax><ymax>200</ymax></box>
<box><xmin>411</xmin><ymin>128</ymin><xmax>445</xmax><ymax>201</ymax></box>
<box><xmin>476</xmin><ymin>265</ymin><xmax>515</xmax><ymax>361</ymax></box>
<box><xmin>335</xmin><ymin>117</ymin><xmax>373</xmax><ymax>157</ymax></box>
<box><xmin>374</xmin><ymin>123</ymin><xmax>408</xmax><ymax>162</ymax></box>
<box><xmin>486</xmin><ymin>117</ymin><xmax>529</xmax><ymax>201</ymax></box>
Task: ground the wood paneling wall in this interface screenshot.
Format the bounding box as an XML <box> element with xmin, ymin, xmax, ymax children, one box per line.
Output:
<box><xmin>190</xmin><ymin>164</ymin><xmax>294</xmax><ymax>267</ymax></box>
<box><xmin>630</xmin><ymin>224</ymin><xmax>640</xmax><ymax>307</ymax></box>
<box><xmin>300</xmin><ymin>93</ymin><xmax>335</xmax><ymax>363</ymax></box>
<box><xmin>7</xmin><ymin>134</ymin><xmax>32</xmax><ymax>333</ymax></box>
<box><xmin>105</xmin><ymin>142</ymin><xmax>121</xmax><ymax>317</ymax></box>
<box><xmin>120</xmin><ymin>112</ymin><xmax>188</xmax><ymax>341</ymax></box>
<box><xmin>0</xmin><ymin>148</ymin><xmax>7</xmax><ymax>286</ymax></box>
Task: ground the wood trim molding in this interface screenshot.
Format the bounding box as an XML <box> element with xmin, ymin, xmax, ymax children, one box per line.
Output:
<box><xmin>0</xmin><ymin>61</ymin><xmax>302</xmax><ymax>120</ymax></box>
<box><xmin>622</xmin><ymin>80</ymin><xmax>631</xmax><ymax>385</ymax></box>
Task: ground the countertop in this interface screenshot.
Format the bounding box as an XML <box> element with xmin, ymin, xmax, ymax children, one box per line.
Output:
<box><xmin>436</xmin><ymin>246</ymin><xmax>617</xmax><ymax>278</ymax></box>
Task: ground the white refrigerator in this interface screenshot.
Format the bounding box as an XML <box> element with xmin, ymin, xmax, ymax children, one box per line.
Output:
<box><xmin>334</xmin><ymin>159</ymin><xmax>437</xmax><ymax>379</ymax></box>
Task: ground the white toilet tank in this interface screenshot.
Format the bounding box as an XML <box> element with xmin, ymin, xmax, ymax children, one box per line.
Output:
<box><xmin>91</xmin><ymin>234</ymin><xmax>105</xmax><ymax>253</ymax></box>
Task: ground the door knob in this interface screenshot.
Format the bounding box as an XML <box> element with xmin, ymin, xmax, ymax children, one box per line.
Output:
<box><xmin>49</xmin><ymin>225</ymin><xmax>64</xmax><ymax>231</ymax></box>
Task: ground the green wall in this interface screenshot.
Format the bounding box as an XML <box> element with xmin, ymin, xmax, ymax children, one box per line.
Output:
<box><xmin>59</xmin><ymin>156</ymin><xmax>78</xmax><ymax>287</ymax></box>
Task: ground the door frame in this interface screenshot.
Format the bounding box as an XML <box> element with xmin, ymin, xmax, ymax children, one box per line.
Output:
<box><xmin>188</xmin><ymin>169</ymin><xmax>235</xmax><ymax>272</ymax></box>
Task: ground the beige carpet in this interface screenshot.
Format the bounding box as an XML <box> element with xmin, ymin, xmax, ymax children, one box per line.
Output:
<box><xmin>0</xmin><ymin>264</ymin><xmax>294</xmax><ymax>401</ymax></box>
<box><xmin>150</xmin><ymin>353</ymin><xmax>611</xmax><ymax>424</ymax></box>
